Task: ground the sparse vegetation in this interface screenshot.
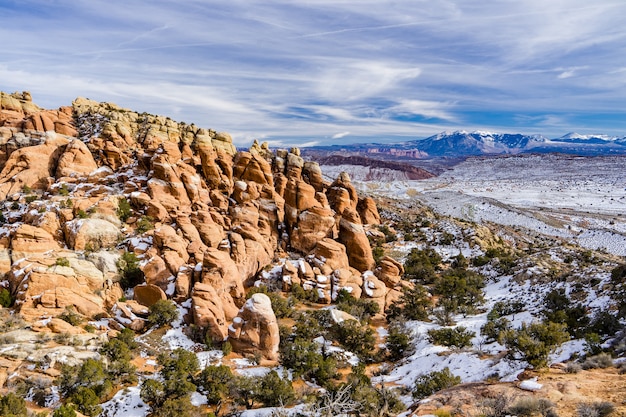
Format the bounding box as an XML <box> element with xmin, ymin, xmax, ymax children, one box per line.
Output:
<box><xmin>412</xmin><ymin>368</ymin><xmax>461</xmax><ymax>400</ymax></box>
<box><xmin>116</xmin><ymin>196</ymin><xmax>132</xmax><ymax>222</ymax></box>
<box><xmin>428</xmin><ymin>326</ymin><xmax>475</xmax><ymax>349</ymax></box>
<box><xmin>147</xmin><ymin>299</ymin><xmax>179</xmax><ymax>327</ymax></box>
<box><xmin>501</xmin><ymin>321</ymin><xmax>570</xmax><ymax>368</ymax></box>
<box><xmin>117</xmin><ymin>251</ymin><xmax>144</xmax><ymax>289</ymax></box>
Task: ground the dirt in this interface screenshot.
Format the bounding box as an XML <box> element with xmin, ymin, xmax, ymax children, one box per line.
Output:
<box><xmin>411</xmin><ymin>366</ymin><xmax>626</xmax><ymax>417</ymax></box>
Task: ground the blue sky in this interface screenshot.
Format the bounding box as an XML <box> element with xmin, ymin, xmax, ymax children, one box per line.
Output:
<box><xmin>1</xmin><ymin>0</ymin><xmax>626</xmax><ymax>147</ymax></box>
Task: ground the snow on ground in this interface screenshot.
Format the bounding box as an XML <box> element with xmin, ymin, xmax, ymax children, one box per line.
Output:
<box><xmin>350</xmin><ymin>155</ymin><xmax>626</xmax><ymax>256</ymax></box>
<box><xmin>100</xmin><ymin>385</ymin><xmax>148</xmax><ymax>417</ymax></box>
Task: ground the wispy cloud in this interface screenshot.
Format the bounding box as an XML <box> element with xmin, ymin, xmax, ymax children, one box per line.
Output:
<box><xmin>332</xmin><ymin>132</ymin><xmax>351</xmax><ymax>139</ymax></box>
<box><xmin>1</xmin><ymin>0</ymin><xmax>626</xmax><ymax>145</ymax></box>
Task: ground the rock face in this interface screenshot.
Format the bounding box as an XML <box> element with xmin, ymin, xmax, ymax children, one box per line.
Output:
<box><xmin>0</xmin><ymin>91</ymin><xmax>383</xmax><ymax>360</ymax></box>
<box><xmin>228</xmin><ymin>293</ymin><xmax>280</xmax><ymax>361</ymax></box>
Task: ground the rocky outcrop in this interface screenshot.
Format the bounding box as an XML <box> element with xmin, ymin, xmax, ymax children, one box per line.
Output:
<box><xmin>339</xmin><ymin>208</ymin><xmax>375</xmax><ymax>272</ymax></box>
<box><xmin>228</xmin><ymin>293</ymin><xmax>280</xmax><ymax>361</ymax></box>
<box><xmin>0</xmin><ymin>92</ymin><xmax>384</xmax><ymax>346</ymax></box>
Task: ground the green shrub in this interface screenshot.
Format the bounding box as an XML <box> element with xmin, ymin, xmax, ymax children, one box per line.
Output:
<box><xmin>147</xmin><ymin>300</ymin><xmax>179</xmax><ymax>328</ymax></box>
<box><xmin>77</xmin><ymin>209</ymin><xmax>88</xmax><ymax>219</ymax></box>
<box><xmin>480</xmin><ymin>317</ymin><xmax>511</xmax><ymax>343</ymax></box>
<box><xmin>542</xmin><ymin>289</ymin><xmax>590</xmax><ymax>337</ymax></box>
<box><xmin>256</xmin><ymin>370</ymin><xmax>295</xmax><ymax>407</ymax></box>
<box><xmin>487</xmin><ymin>300</ymin><xmax>525</xmax><ymax>320</ymax></box>
<box><xmin>70</xmin><ymin>386</ymin><xmax>102</xmax><ymax>417</ymax></box>
<box><xmin>59</xmin><ymin>306</ymin><xmax>83</xmax><ymax>326</ymax></box>
<box><xmin>136</xmin><ymin>215</ymin><xmax>155</xmax><ymax>233</ymax></box>
<box><xmin>56</xmin><ymin>257</ymin><xmax>71</xmax><ymax>267</ymax></box>
<box><xmin>22</xmin><ymin>185</ymin><xmax>32</xmax><ymax>193</ymax></box>
<box><xmin>53</xmin><ymin>405</ymin><xmax>77</xmax><ymax>417</ymax></box>
<box><xmin>385</xmin><ymin>283</ymin><xmax>431</xmax><ymax>321</ymax></box>
<box><xmin>59</xmin><ymin>183</ymin><xmax>70</xmax><ymax>196</ymax></box>
<box><xmin>197</xmin><ymin>365</ymin><xmax>234</xmax><ymax>404</ymax></box>
<box><xmin>386</xmin><ymin>321</ymin><xmax>414</xmax><ymax>361</ymax></box>
<box><xmin>155</xmin><ymin>397</ymin><xmax>197</xmax><ymax>417</ymax></box>
<box><xmin>0</xmin><ymin>392</ymin><xmax>27</xmax><ymax>416</ymax></box>
<box><xmin>332</xmin><ymin>319</ymin><xmax>377</xmax><ymax>361</ymax></box>
<box><xmin>279</xmin><ymin>337</ymin><xmax>337</xmax><ymax>386</ymax></box>
<box><xmin>428</xmin><ymin>326</ymin><xmax>475</xmax><ymax>349</ymax></box>
<box><xmin>433</xmin><ymin>267</ymin><xmax>485</xmax><ymax>315</ymax></box>
<box><xmin>404</xmin><ymin>247</ymin><xmax>442</xmax><ymax>283</ymax></box>
<box><xmin>336</xmin><ymin>289</ymin><xmax>380</xmax><ymax>322</ymax></box>
<box><xmin>25</xmin><ymin>195</ymin><xmax>38</xmax><ymax>203</ymax></box>
<box><xmin>372</xmin><ymin>244</ymin><xmax>384</xmax><ymax>264</ymax></box>
<box><xmin>141</xmin><ymin>348</ymin><xmax>198</xmax><ymax>410</ymax></box>
<box><xmin>501</xmin><ymin>321</ymin><xmax>570</xmax><ymax>368</ymax></box>
<box><xmin>116</xmin><ymin>197</ymin><xmax>132</xmax><ymax>222</ymax></box>
<box><xmin>0</xmin><ymin>288</ymin><xmax>13</xmax><ymax>308</ymax></box>
<box><xmin>412</xmin><ymin>367</ymin><xmax>461</xmax><ymax>399</ymax></box>
<box><xmin>117</xmin><ymin>251</ymin><xmax>144</xmax><ymax>289</ymax></box>
<box><xmin>379</xmin><ymin>225</ymin><xmax>397</xmax><ymax>242</ymax></box>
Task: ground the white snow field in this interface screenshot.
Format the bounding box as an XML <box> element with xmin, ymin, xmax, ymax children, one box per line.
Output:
<box><xmin>333</xmin><ymin>154</ymin><xmax>626</xmax><ymax>256</ymax></box>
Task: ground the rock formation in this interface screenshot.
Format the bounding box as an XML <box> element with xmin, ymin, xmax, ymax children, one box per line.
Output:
<box><xmin>0</xmin><ymin>91</ymin><xmax>382</xmax><ymax>359</ymax></box>
<box><xmin>227</xmin><ymin>293</ymin><xmax>280</xmax><ymax>361</ymax></box>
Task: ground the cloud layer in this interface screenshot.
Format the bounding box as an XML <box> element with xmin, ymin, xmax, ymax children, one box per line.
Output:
<box><xmin>2</xmin><ymin>0</ymin><xmax>625</xmax><ymax>146</ymax></box>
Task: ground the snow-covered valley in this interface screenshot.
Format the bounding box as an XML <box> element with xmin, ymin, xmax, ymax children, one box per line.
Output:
<box><xmin>332</xmin><ymin>154</ymin><xmax>626</xmax><ymax>257</ymax></box>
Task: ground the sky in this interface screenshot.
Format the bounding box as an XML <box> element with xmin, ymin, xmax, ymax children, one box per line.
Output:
<box><xmin>1</xmin><ymin>0</ymin><xmax>626</xmax><ymax>147</ymax></box>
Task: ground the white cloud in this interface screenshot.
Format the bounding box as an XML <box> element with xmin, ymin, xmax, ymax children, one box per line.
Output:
<box><xmin>2</xmin><ymin>0</ymin><xmax>626</xmax><ymax>143</ymax></box>
<box><xmin>332</xmin><ymin>131</ymin><xmax>351</xmax><ymax>139</ymax></box>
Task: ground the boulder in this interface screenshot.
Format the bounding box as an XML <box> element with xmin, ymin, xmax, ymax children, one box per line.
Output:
<box><xmin>357</xmin><ymin>197</ymin><xmax>381</xmax><ymax>225</ymax></box>
<box><xmin>339</xmin><ymin>208</ymin><xmax>375</xmax><ymax>272</ymax></box>
<box><xmin>55</xmin><ymin>139</ymin><xmax>98</xmax><ymax>178</ymax></box>
<box><xmin>309</xmin><ymin>238</ymin><xmax>350</xmax><ymax>271</ymax></box>
<box><xmin>133</xmin><ymin>284</ymin><xmax>167</xmax><ymax>307</ymax></box>
<box><xmin>228</xmin><ymin>293</ymin><xmax>280</xmax><ymax>361</ymax></box>
<box><xmin>375</xmin><ymin>256</ymin><xmax>404</xmax><ymax>288</ymax></box>
<box><xmin>64</xmin><ymin>218</ymin><xmax>121</xmax><ymax>251</ymax></box>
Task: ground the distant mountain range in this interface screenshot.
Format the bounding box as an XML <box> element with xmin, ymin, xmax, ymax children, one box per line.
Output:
<box><xmin>306</xmin><ymin>131</ymin><xmax>626</xmax><ymax>159</ymax></box>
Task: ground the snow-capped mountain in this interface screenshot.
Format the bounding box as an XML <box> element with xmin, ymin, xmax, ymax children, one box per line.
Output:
<box><xmin>306</xmin><ymin>130</ymin><xmax>626</xmax><ymax>159</ymax></box>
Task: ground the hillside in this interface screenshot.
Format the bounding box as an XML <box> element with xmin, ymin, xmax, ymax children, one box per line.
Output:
<box><xmin>0</xmin><ymin>91</ymin><xmax>625</xmax><ymax>417</ymax></box>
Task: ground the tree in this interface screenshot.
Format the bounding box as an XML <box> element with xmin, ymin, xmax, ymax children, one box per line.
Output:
<box><xmin>433</xmin><ymin>267</ymin><xmax>485</xmax><ymax>315</ymax></box>
<box><xmin>412</xmin><ymin>368</ymin><xmax>461</xmax><ymax>400</ymax></box>
<box><xmin>386</xmin><ymin>321</ymin><xmax>414</xmax><ymax>361</ymax></box>
<box><xmin>0</xmin><ymin>392</ymin><xmax>27</xmax><ymax>417</ymax></box>
<box><xmin>155</xmin><ymin>397</ymin><xmax>197</xmax><ymax>417</ymax></box>
<box><xmin>501</xmin><ymin>321</ymin><xmax>569</xmax><ymax>368</ymax></box>
<box><xmin>427</xmin><ymin>326</ymin><xmax>475</xmax><ymax>349</ymax></box>
<box><xmin>148</xmin><ymin>300</ymin><xmax>179</xmax><ymax>327</ymax></box>
<box><xmin>332</xmin><ymin>319</ymin><xmax>377</xmax><ymax>361</ymax></box>
<box><xmin>403</xmin><ymin>247</ymin><xmax>442</xmax><ymax>283</ymax></box>
<box><xmin>197</xmin><ymin>365</ymin><xmax>234</xmax><ymax>405</ymax></box>
<box><xmin>386</xmin><ymin>283</ymin><xmax>431</xmax><ymax>321</ymax></box>
<box><xmin>53</xmin><ymin>405</ymin><xmax>77</xmax><ymax>417</ymax></box>
<box><xmin>70</xmin><ymin>386</ymin><xmax>102</xmax><ymax>417</ymax></box>
<box><xmin>257</xmin><ymin>370</ymin><xmax>295</xmax><ymax>407</ymax></box>
<box><xmin>140</xmin><ymin>379</ymin><xmax>166</xmax><ymax>408</ymax></box>
<box><xmin>117</xmin><ymin>251</ymin><xmax>144</xmax><ymax>289</ymax></box>
<box><xmin>230</xmin><ymin>375</ymin><xmax>260</xmax><ymax>409</ymax></box>
<box><xmin>0</xmin><ymin>288</ymin><xmax>13</xmax><ymax>308</ymax></box>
